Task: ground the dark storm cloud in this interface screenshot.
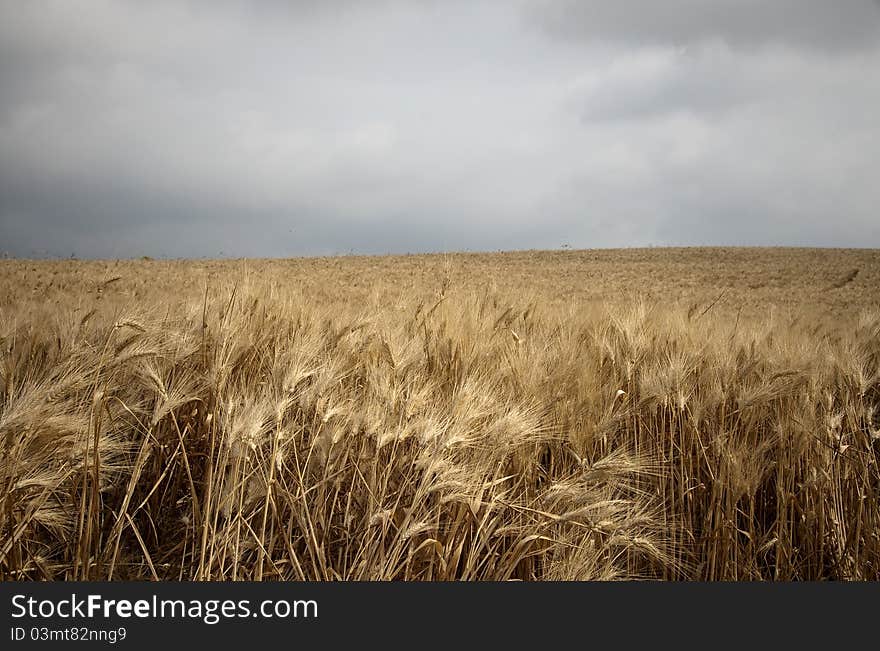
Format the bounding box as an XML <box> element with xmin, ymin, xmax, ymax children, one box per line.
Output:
<box><xmin>1</xmin><ymin>1</ymin><xmax>879</xmax><ymax>258</ymax></box>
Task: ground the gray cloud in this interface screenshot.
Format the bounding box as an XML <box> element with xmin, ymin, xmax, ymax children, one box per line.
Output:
<box><xmin>529</xmin><ymin>0</ymin><xmax>880</xmax><ymax>52</ymax></box>
<box><xmin>1</xmin><ymin>1</ymin><xmax>879</xmax><ymax>258</ymax></box>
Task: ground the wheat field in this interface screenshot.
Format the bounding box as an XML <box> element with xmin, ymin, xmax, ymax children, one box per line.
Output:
<box><xmin>1</xmin><ymin>247</ymin><xmax>879</xmax><ymax>581</ymax></box>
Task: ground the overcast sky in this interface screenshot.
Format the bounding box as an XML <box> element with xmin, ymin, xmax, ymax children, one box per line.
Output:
<box><xmin>1</xmin><ymin>1</ymin><xmax>879</xmax><ymax>258</ymax></box>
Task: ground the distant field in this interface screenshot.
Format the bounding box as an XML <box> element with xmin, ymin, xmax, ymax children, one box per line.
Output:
<box><xmin>3</xmin><ymin>247</ymin><xmax>878</xmax><ymax>319</ymax></box>
<box><xmin>1</xmin><ymin>248</ymin><xmax>879</xmax><ymax>580</ymax></box>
